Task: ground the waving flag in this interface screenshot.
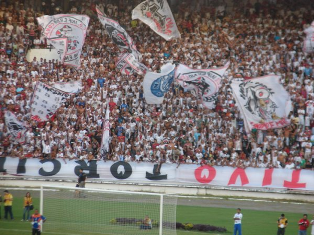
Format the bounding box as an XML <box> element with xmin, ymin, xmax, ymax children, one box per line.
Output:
<box><xmin>4</xmin><ymin>111</ymin><xmax>27</xmax><ymax>144</ymax></box>
<box><xmin>96</xmin><ymin>6</ymin><xmax>141</xmax><ymax>60</ymax></box>
<box><xmin>46</xmin><ymin>38</ymin><xmax>68</xmax><ymax>63</ymax></box>
<box><xmin>100</xmin><ymin>107</ymin><xmax>110</xmax><ymax>157</ymax></box>
<box><xmin>176</xmin><ymin>62</ymin><xmax>229</xmax><ymax>109</ymax></box>
<box><xmin>37</xmin><ymin>14</ymin><xmax>90</xmax><ymax>67</ymax></box>
<box><xmin>143</xmin><ymin>63</ymin><xmax>175</xmax><ymax>104</ymax></box>
<box><xmin>53</xmin><ymin>80</ymin><xmax>82</xmax><ymax>93</ymax></box>
<box><xmin>132</xmin><ymin>0</ymin><xmax>180</xmax><ymax>41</ymax></box>
<box><xmin>31</xmin><ymin>82</ymin><xmax>72</xmax><ymax>122</ymax></box>
<box><xmin>231</xmin><ymin>75</ymin><xmax>292</xmax><ymax>131</ymax></box>
<box><xmin>116</xmin><ymin>53</ymin><xmax>147</xmax><ymax>76</ymax></box>
<box><xmin>303</xmin><ymin>21</ymin><xmax>314</xmax><ymax>53</ymax></box>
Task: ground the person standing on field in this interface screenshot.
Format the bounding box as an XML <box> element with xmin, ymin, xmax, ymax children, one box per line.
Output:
<box><xmin>78</xmin><ymin>168</ymin><xmax>87</xmax><ymax>188</ymax></box>
<box><xmin>233</xmin><ymin>208</ymin><xmax>242</xmax><ymax>235</ymax></box>
<box><xmin>277</xmin><ymin>213</ymin><xmax>288</xmax><ymax>235</ymax></box>
<box><xmin>31</xmin><ymin>209</ymin><xmax>46</xmax><ymax>235</ymax></box>
<box><xmin>298</xmin><ymin>214</ymin><xmax>310</xmax><ymax>235</ymax></box>
<box><xmin>77</xmin><ymin>168</ymin><xmax>87</xmax><ymax>198</ymax></box>
<box><xmin>3</xmin><ymin>190</ymin><xmax>13</xmax><ymax>220</ymax></box>
<box><xmin>22</xmin><ymin>192</ymin><xmax>33</xmax><ymax>221</ymax></box>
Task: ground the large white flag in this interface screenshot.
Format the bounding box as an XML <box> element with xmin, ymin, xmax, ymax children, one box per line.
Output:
<box><xmin>100</xmin><ymin>108</ymin><xmax>110</xmax><ymax>156</ymax></box>
<box><xmin>231</xmin><ymin>75</ymin><xmax>292</xmax><ymax>131</ymax></box>
<box><xmin>132</xmin><ymin>0</ymin><xmax>180</xmax><ymax>41</ymax></box>
<box><xmin>303</xmin><ymin>21</ymin><xmax>314</xmax><ymax>53</ymax></box>
<box><xmin>53</xmin><ymin>80</ymin><xmax>82</xmax><ymax>93</ymax></box>
<box><xmin>143</xmin><ymin>63</ymin><xmax>175</xmax><ymax>104</ymax></box>
<box><xmin>96</xmin><ymin>6</ymin><xmax>141</xmax><ymax>60</ymax></box>
<box><xmin>4</xmin><ymin>111</ymin><xmax>27</xmax><ymax>144</ymax></box>
<box><xmin>176</xmin><ymin>62</ymin><xmax>229</xmax><ymax>109</ymax></box>
<box><xmin>31</xmin><ymin>82</ymin><xmax>72</xmax><ymax>122</ymax></box>
<box><xmin>46</xmin><ymin>38</ymin><xmax>68</xmax><ymax>63</ymax></box>
<box><xmin>116</xmin><ymin>53</ymin><xmax>148</xmax><ymax>75</ymax></box>
<box><xmin>37</xmin><ymin>14</ymin><xmax>90</xmax><ymax>67</ymax></box>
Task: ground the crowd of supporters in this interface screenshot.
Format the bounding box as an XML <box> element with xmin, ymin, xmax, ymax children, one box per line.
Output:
<box><xmin>0</xmin><ymin>0</ymin><xmax>313</xmax><ymax>170</ymax></box>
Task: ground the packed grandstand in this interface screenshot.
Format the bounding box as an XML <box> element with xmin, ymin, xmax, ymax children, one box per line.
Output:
<box><xmin>0</xmin><ymin>0</ymin><xmax>313</xmax><ymax>172</ymax></box>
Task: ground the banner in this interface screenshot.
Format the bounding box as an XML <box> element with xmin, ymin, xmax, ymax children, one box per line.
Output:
<box><xmin>37</xmin><ymin>14</ymin><xmax>90</xmax><ymax>67</ymax></box>
<box><xmin>53</xmin><ymin>80</ymin><xmax>82</xmax><ymax>93</ymax></box>
<box><xmin>1</xmin><ymin>157</ymin><xmax>314</xmax><ymax>191</ymax></box>
<box><xmin>303</xmin><ymin>21</ymin><xmax>314</xmax><ymax>53</ymax></box>
<box><xmin>132</xmin><ymin>0</ymin><xmax>180</xmax><ymax>41</ymax></box>
<box><xmin>31</xmin><ymin>82</ymin><xmax>72</xmax><ymax>122</ymax></box>
<box><xmin>116</xmin><ymin>53</ymin><xmax>147</xmax><ymax>75</ymax></box>
<box><xmin>231</xmin><ymin>75</ymin><xmax>292</xmax><ymax>131</ymax></box>
<box><xmin>176</xmin><ymin>62</ymin><xmax>229</xmax><ymax>109</ymax></box>
<box><xmin>46</xmin><ymin>37</ymin><xmax>68</xmax><ymax>63</ymax></box>
<box><xmin>4</xmin><ymin>111</ymin><xmax>27</xmax><ymax>144</ymax></box>
<box><xmin>143</xmin><ymin>63</ymin><xmax>175</xmax><ymax>104</ymax></box>
<box><xmin>100</xmin><ymin>107</ymin><xmax>110</xmax><ymax>156</ymax></box>
<box><xmin>96</xmin><ymin>6</ymin><xmax>141</xmax><ymax>60</ymax></box>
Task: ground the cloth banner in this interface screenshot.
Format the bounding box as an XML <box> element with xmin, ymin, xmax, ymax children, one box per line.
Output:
<box><xmin>132</xmin><ymin>0</ymin><xmax>180</xmax><ymax>41</ymax></box>
<box><xmin>143</xmin><ymin>63</ymin><xmax>175</xmax><ymax>104</ymax></box>
<box><xmin>2</xmin><ymin>157</ymin><xmax>314</xmax><ymax>191</ymax></box>
<box><xmin>37</xmin><ymin>14</ymin><xmax>90</xmax><ymax>67</ymax></box>
<box><xmin>96</xmin><ymin>6</ymin><xmax>141</xmax><ymax>60</ymax></box>
<box><xmin>4</xmin><ymin>111</ymin><xmax>27</xmax><ymax>144</ymax></box>
<box><xmin>231</xmin><ymin>75</ymin><xmax>292</xmax><ymax>131</ymax></box>
<box><xmin>116</xmin><ymin>53</ymin><xmax>147</xmax><ymax>75</ymax></box>
<box><xmin>53</xmin><ymin>80</ymin><xmax>82</xmax><ymax>93</ymax></box>
<box><xmin>176</xmin><ymin>62</ymin><xmax>229</xmax><ymax>109</ymax></box>
<box><xmin>303</xmin><ymin>21</ymin><xmax>314</xmax><ymax>53</ymax></box>
<box><xmin>31</xmin><ymin>82</ymin><xmax>72</xmax><ymax>122</ymax></box>
<box><xmin>46</xmin><ymin>38</ymin><xmax>68</xmax><ymax>63</ymax></box>
<box><xmin>100</xmin><ymin>107</ymin><xmax>110</xmax><ymax>156</ymax></box>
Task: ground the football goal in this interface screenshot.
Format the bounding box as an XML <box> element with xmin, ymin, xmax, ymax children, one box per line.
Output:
<box><xmin>40</xmin><ymin>185</ymin><xmax>177</xmax><ymax>235</ymax></box>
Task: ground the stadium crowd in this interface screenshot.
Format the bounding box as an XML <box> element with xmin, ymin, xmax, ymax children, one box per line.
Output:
<box><xmin>0</xmin><ymin>0</ymin><xmax>314</xmax><ymax>170</ymax></box>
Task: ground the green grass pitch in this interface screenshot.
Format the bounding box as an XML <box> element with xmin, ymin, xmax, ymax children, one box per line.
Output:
<box><xmin>0</xmin><ymin>196</ymin><xmax>304</xmax><ymax>235</ymax></box>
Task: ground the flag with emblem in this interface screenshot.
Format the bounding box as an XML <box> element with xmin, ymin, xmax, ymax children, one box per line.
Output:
<box><xmin>143</xmin><ymin>63</ymin><xmax>175</xmax><ymax>104</ymax></box>
<box><xmin>231</xmin><ymin>75</ymin><xmax>292</xmax><ymax>131</ymax></box>
<box><xmin>116</xmin><ymin>53</ymin><xmax>148</xmax><ymax>75</ymax></box>
<box><xmin>46</xmin><ymin>38</ymin><xmax>68</xmax><ymax>63</ymax></box>
<box><xmin>132</xmin><ymin>0</ymin><xmax>180</xmax><ymax>41</ymax></box>
<box><xmin>96</xmin><ymin>6</ymin><xmax>141</xmax><ymax>60</ymax></box>
<box><xmin>4</xmin><ymin>111</ymin><xmax>27</xmax><ymax>144</ymax></box>
<box><xmin>37</xmin><ymin>14</ymin><xmax>90</xmax><ymax>67</ymax></box>
<box><xmin>176</xmin><ymin>62</ymin><xmax>229</xmax><ymax>109</ymax></box>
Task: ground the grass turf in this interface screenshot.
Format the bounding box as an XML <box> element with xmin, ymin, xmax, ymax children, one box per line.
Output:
<box><xmin>0</xmin><ymin>197</ymin><xmax>305</xmax><ymax>235</ymax></box>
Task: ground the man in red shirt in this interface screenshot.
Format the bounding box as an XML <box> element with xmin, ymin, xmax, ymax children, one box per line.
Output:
<box><xmin>298</xmin><ymin>214</ymin><xmax>310</xmax><ymax>235</ymax></box>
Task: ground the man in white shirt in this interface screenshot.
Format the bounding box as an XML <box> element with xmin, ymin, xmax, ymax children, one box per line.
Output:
<box><xmin>233</xmin><ymin>208</ymin><xmax>243</xmax><ymax>235</ymax></box>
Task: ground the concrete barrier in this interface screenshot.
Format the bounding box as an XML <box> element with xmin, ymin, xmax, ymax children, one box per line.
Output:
<box><xmin>1</xmin><ymin>176</ymin><xmax>314</xmax><ymax>202</ymax></box>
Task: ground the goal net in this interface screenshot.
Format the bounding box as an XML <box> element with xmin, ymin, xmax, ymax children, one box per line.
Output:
<box><xmin>40</xmin><ymin>185</ymin><xmax>177</xmax><ymax>235</ymax></box>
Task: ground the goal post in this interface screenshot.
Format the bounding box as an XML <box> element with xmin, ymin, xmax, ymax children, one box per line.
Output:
<box><xmin>40</xmin><ymin>185</ymin><xmax>177</xmax><ymax>235</ymax></box>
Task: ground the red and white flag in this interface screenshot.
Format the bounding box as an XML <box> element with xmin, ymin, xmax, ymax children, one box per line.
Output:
<box><xmin>37</xmin><ymin>14</ymin><xmax>90</xmax><ymax>67</ymax></box>
<box><xmin>231</xmin><ymin>75</ymin><xmax>292</xmax><ymax>131</ymax></box>
<box><xmin>116</xmin><ymin>53</ymin><xmax>148</xmax><ymax>76</ymax></box>
<box><xmin>46</xmin><ymin>38</ymin><xmax>68</xmax><ymax>63</ymax></box>
<box><xmin>176</xmin><ymin>62</ymin><xmax>229</xmax><ymax>109</ymax></box>
<box><xmin>96</xmin><ymin>6</ymin><xmax>141</xmax><ymax>60</ymax></box>
<box><xmin>4</xmin><ymin>111</ymin><xmax>27</xmax><ymax>144</ymax></box>
<box><xmin>132</xmin><ymin>0</ymin><xmax>180</xmax><ymax>41</ymax></box>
